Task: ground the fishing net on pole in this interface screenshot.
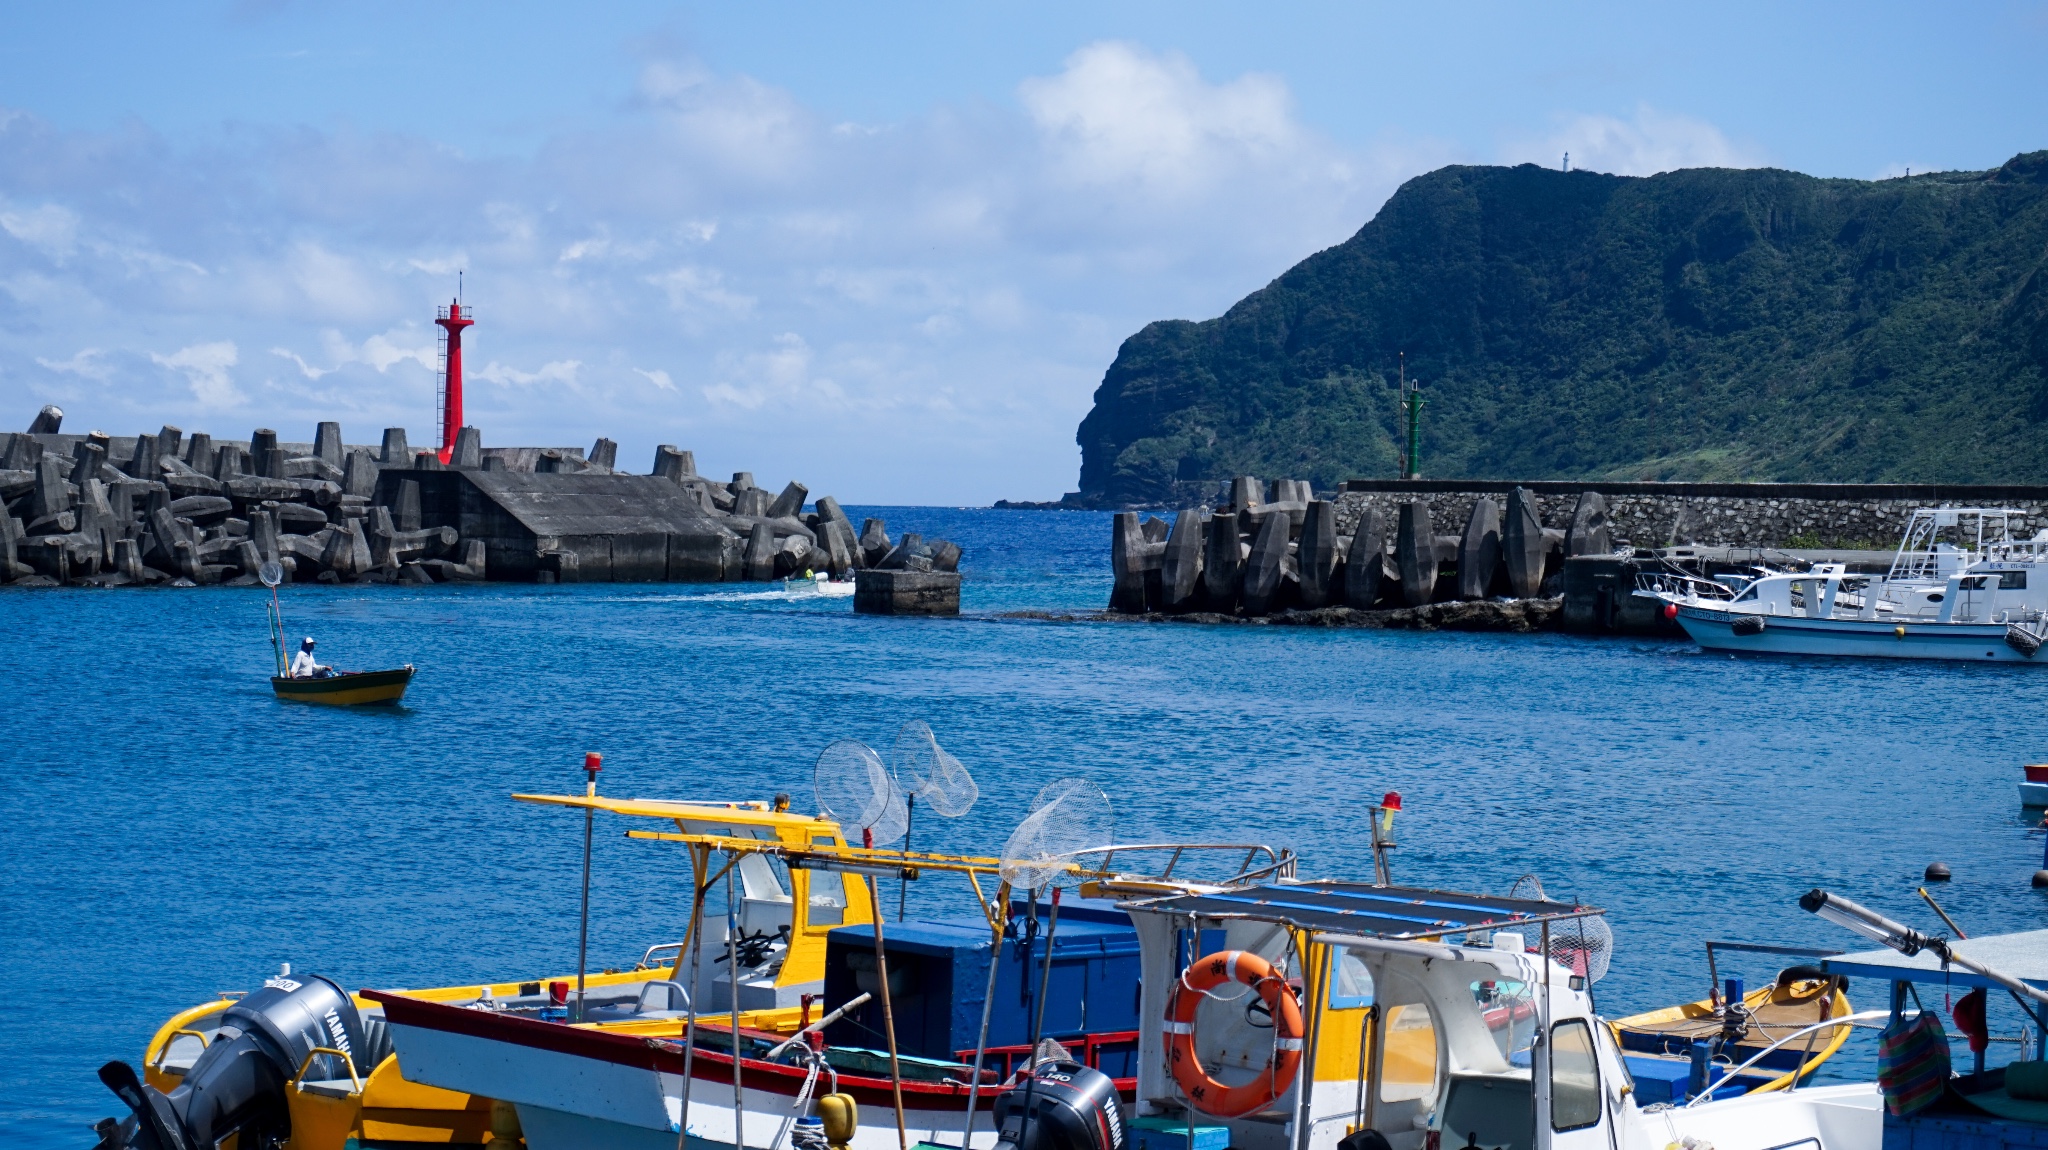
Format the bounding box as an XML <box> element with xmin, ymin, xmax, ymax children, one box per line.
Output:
<box><xmin>893</xmin><ymin>719</ymin><xmax>979</xmax><ymax>818</ymax></box>
<box><xmin>1509</xmin><ymin>873</ymin><xmax>1548</xmax><ymax>901</ymax></box>
<box><xmin>999</xmin><ymin>778</ymin><xmax>1115</xmax><ymax>891</ymax></box>
<box><xmin>1548</xmin><ymin>913</ymin><xmax>1615</xmax><ymax>984</ymax></box>
<box><xmin>813</xmin><ymin>739</ymin><xmax>909</xmax><ymax>848</ymax></box>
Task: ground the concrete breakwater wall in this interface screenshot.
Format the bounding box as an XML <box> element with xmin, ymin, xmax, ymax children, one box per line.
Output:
<box><xmin>1335</xmin><ymin>479</ymin><xmax>2048</xmax><ymax>550</ymax></box>
<box><xmin>0</xmin><ymin>405</ymin><xmax>959</xmax><ymax>589</ymax></box>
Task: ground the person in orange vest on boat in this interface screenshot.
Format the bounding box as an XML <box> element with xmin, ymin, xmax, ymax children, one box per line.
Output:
<box><xmin>289</xmin><ymin>637</ymin><xmax>334</xmax><ymax>679</ymax></box>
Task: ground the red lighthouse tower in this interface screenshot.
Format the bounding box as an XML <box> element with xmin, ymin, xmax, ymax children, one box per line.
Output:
<box><xmin>434</xmin><ymin>299</ymin><xmax>475</xmax><ymax>464</ymax></box>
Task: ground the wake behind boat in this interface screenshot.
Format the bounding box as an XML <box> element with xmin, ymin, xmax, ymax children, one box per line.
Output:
<box><xmin>1637</xmin><ymin>507</ymin><xmax>2048</xmax><ymax>661</ymax></box>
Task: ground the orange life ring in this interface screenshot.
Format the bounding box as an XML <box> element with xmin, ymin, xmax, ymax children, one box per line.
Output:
<box><xmin>1165</xmin><ymin>950</ymin><xmax>1305</xmax><ymax>1117</ymax></box>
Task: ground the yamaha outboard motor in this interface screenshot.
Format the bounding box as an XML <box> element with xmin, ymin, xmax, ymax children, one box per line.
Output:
<box><xmin>98</xmin><ymin>973</ymin><xmax>369</xmax><ymax>1150</ymax></box>
<box><xmin>993</xmin><ymin>1060</ymin><xmax>1126</xmax><ymax>1150</ymax></box>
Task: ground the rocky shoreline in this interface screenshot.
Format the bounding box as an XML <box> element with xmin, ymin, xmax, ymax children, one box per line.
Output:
<box><xmin>1003</xmin><ymin>596</ymin><xmax>1561</xmax><ymax>632</ymax></box>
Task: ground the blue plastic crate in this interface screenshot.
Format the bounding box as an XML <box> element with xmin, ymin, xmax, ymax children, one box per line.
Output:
<box><xmin>1129</xmin><ymin>1114</ymin><xmax>1230</xmax><ymax>1150</ymax></box>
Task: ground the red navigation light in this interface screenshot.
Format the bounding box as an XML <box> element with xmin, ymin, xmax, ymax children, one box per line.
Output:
<box><xmin>1381</xmin><ymin>791</ymin><xmax>1402</xmax><ymax>811</ymax></box>
<box><xmin>434</xmin><ymin>299</ymin><xmax>475</xmax><ymax>464</ymax></box>
<box><xmin>584</xmin><ymin>751</ymin><xmax>603</xmax><ymax>774</ymax></box>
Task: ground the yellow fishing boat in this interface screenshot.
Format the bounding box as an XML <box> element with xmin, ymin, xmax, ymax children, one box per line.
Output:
<box><xmin>1612</xmin><ymin>943</ymin><xmax>1854</xmax><ymax>1103</ymax></box>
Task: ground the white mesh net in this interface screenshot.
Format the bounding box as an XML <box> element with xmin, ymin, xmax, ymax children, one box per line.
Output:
<box><xmin>1509</xmin><ymin>873</ymin><xmax>1548</xmax><ymax>901</ymax></box>
<box><xmin>1547</xmin><ymin>913</ymin><xmax>1614</xmax><ymax>984</ymax></box>
<box><xmin>999</xmin><ymin>778</ymin><xmax>1114</xmax><ymax>890</ymax></box>
<box><xmin>813</xmin><ymin>739</ymin><xmax>909</xmax><ymax>849</ymax></box>
<box><xmin>892</xmin><ymin>720</ymin><xmax>978</xmax><ymax>818</ymax></box>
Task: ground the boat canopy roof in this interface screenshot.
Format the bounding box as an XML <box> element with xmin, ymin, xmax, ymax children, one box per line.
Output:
<box><xmin>513</xmin><ymin>793</ymin><xmax>838</xmax><ymax>832</ymax></box>
<box><xmin>1118</xmin><ymin>878</ymin><xmax>1602</xmax><ymax>939</ymax></box>
<box><xmin>1821</xmin><ymin>928</ymin><xmax>2048</xmax><ymax>993</ymax></box>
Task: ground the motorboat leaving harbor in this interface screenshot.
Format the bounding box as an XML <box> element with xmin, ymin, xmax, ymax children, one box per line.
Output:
<box><xmin>1636</xmin><ymin>507</ymin><xmax>2048</xmax><ymax>661</ymax></box>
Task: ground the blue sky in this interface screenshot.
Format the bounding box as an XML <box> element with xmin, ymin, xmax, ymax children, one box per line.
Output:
<box><xmin>2</xmin><ymin>2</ymin><xmax>2044</xmax><ymax>502</ymax></box>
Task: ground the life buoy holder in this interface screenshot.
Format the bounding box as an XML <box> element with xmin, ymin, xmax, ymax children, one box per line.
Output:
<box><xmin>1165</xmin><ymin>950</ymin><xmax>1305</xmax><ymax>1118</ymax></box>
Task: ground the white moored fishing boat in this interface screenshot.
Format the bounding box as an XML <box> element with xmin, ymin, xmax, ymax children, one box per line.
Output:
<box><xmin>1636</xmin><ymin>507</ymin><xmax>2048</xmax><ymax>662</ymax></box>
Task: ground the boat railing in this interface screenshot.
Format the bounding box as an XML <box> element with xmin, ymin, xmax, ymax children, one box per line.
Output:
<box><xmin>1682</xmin><ymin>1009</ymin><xmax>1888</xmax><ymax>1105</ymax></box>
<box><xmin>1092</xmin><ymin>842</ymin><xmax>1294</xmax><ymax>884</ymax></box>
<box><xmin>635</xmin><ymin>941</ymin><xmax>692</xmax><ymax>971</ymax></box>
<box><xmin>1635</xmin><ymin>571</ymin><xmax>1734</xmax><ymax>602</ymax></box>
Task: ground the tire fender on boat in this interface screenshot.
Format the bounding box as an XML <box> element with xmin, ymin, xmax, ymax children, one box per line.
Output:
<box><xmin>1165</xmin><ymin>950</ymin><xmax>1304</xmax><ymax>1118</ymax></box>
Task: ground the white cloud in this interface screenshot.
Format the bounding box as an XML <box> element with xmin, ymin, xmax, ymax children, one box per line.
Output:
<box><xmin>646</xmin><ymin>265</ymin><xmax>755</xmax><ymax>318</ymax></box>
<box><xmin>270</xmin><ymin>328</ymin><xmax>436</xmax><ymax>380</ymax></box>
<box><xmin>636</xmin><ymin>367</ymin><xmax>677</xmax><ymax>391</ymax></box>
<box><xmin>1</xmin><ymin>202</ymin><xmax>81</xmax><ymax>260</ymax></box>
<box><xmin>473</xmin><ymin>359</ymin><xmax>583</xmax><ymax>388</ymax></box>
<box><xmin>1021</xmin><ymin>42</ymin><xmax>1302</xmax><ymax>195</ymax></box>
<box><xmin>703</xmin><ymin>333</ymin><xmax>843</xmax><ymax>410</ymax></box>
<box><xmin>1508</xmin><ymin>105</ymin><xmax>1765</xmax><ymax>176</ymax></box>
<box><xmin>37</xmin><ymin>347</ymin><xmax>110</xmax><ymax>379</ymax></box>
<box><xmin>152</xmin><ymin>341</ymin><xmax>243</xmax><ymax>408</ymax></box>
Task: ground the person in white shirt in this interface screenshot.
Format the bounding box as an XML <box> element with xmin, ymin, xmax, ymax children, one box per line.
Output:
<box><xmin>289</xmin><ymin>637</ymin><xmax>332</xmax><ymax>679</ymax></box>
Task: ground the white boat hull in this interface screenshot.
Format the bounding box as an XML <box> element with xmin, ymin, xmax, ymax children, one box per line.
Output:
<box><xmin>1675</xmin><ymin>606</ymin><xmax>2046</xmax><ymax>662</ymax></box>
<box><xmin>2021</xmin><ymin>780</ymin><xmax>2048</xmax><ymax>805</ymax></box>
<box><xmin>377</xmin><ymin>993</ymin><xmax>1010</xmax><ymax>1150</ymax></box>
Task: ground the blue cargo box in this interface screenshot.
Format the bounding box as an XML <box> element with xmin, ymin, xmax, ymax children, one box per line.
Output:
<box><xmin>823</xmin><ymin>898</ymin><xmax>1142</xmax><ymax>1064</ymax></box>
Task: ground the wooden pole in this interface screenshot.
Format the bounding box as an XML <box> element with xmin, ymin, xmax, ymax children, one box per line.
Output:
<box><xmin>864</xmin><ymin>870</ymin><xmax>911</xmax><ymax>1150</ymax></box>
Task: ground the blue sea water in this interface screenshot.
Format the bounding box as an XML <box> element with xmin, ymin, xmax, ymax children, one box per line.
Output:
<box><xmin>5</xmin><ymin>506</ymin><xmax>2047</xmax><ymax>1145</ymax></box>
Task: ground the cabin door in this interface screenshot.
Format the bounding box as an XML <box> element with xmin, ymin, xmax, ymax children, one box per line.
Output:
<box><xmin>1538</xmin><ymin>1019</ymin><xmax>1611</xmax><ymax>1150</ymax></box>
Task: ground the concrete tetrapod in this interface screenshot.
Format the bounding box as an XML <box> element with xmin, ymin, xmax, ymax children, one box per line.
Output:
<box><xmin>1344</xmin><ymin>506</ymin><xmax>1386</xmax><ymax>608</ymax></box>
<box><xmin>1160</xmin><ymin>508</ymin><xmax>1205</xmax><ymax>612</ymax></box>
<box><xmin>743</xmin><ymin>521</ymin><xmax>777</xmax><ymax>581</ymax></box>
<box><xmin>1108</xmin><ymin>512</ymin><xmax>1150</xmax><ymax>614</ymax></box>
<box><xmin>1565</xmin><ymin>491</ymin><xmax>1612</xmax><ymax>556</ymax></box>
<box><xmin>1396</xmin><ymin>501</ymin><xmax>1438</xmax><ymax>607</ymax></box>
<box><xmin>28</xmin><ymin>405</ymin><xmax>62</xmax><ymax>434</ymax></box>
<box><xmin>1240</xmin><ymin>509</ymin><xmax>1290</xmax><ymax>616</ymax></box>
<box><xmin>452</xmin><ymin>426</ymin><xmax>483</xmax><ymax>470</ymax></box>
<box><xmin>1203</xmin><ymin>509</ymin><xmax>1243</xmax><ymax>612</ymax></box>
<box><xmin>766</xmin><ymin>481</ymin><xmax>808</xmax><ymax>520</ymax></box>
<box><xmin>314</xmin><ymin>421</ymin><xmax>344</xmax><ymax>467</ymax></box>
<box><xmin>380</xmin><ymin>428</ymin><xmax>410</xmax><ymax>465</ymax></box>
<box><xmin>1503</xmin><ymin>486</ymin><xmax>1545</xmax><ymax>599</ymax></box>
<box><xmin>1296</xmin><ymin>500</ymin><xmax>1339</xmax><ymax>608</ymax></box>
<box><xmin>859</xmin><ymin>519</ymin><xmax>891</xmax><ymax>568</ymax></box>
<box><xmin>1229</xmin><ymin>475</ymin><xmax>1262</xmax><ymax>511</ymax></box>
<box><xmin>1457</xmin><ymin>498</ymin><xmax>1502</xmax><ymax>601</ymax></box>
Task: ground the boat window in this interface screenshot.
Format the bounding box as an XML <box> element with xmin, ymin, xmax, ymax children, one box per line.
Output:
<box><xmin>1329</xmin><ymin>951</ymin><xmax>1374</xmax><ymax>1009</ymax></box>
<box><xmin>1471</xmin><ymin>979</ymin><xmax>1537</xmax><ymax>1063</ymax></box>
<box><xmin>1734</xmin><ymin>586</ymin><xmax>1758</xmax><ymax>602</ymax></box>
<box><xmin>805</xmin><ymin>866</ymin><xmax>847</xmax><ymax>927</ymax></box>
<box><xmin>1549</xmin><ymin>1020</ymin><xmax>1602</xmax><ymax>1131</ymax></box>
<box><xmin>805</xmin><ymin>836</ymin><xmax>848</xmax><ymax>927</ymax></box>
<box><xmin>2002</xmin><ymin>571</ymin><xmax>2028</xmax><ymax>590</ymax></box>
<box><xmin>1379</xmin><ymin>1002</ymin><xmax>1439</xmax><ymax>1106</ymax></box>
<box><xmin>1960</xmin><ymin>576</ymin><xmax>1989</xmax><ymax>590</ymax></box>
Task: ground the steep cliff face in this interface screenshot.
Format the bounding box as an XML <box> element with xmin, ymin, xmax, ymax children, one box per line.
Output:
<box><xmin>1075</xmin><ymin>152</ymin><xmax>2048</xmax><ymax>505</ymax></box>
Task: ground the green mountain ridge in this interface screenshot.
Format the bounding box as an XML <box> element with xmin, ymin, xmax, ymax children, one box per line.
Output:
<box><xmin>1073</xmin><ymin>151</ymin><xmax>2048</xmax><ymax>505</ymax></box>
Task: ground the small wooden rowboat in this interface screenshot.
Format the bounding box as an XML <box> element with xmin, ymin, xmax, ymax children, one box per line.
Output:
<box><xmin>270</xmin><ymin>665</ymin><xmax>415</xmax><ymax>706</ymax></box>
<box><xmin>1613</xmin><ymin>963</ymin><xmax>1853</xmax><ymax>1102</ymax></box>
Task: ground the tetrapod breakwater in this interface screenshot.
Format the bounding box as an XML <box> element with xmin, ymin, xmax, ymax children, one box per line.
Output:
<box><xmin>1104</xmin><ymin>475</ymin><xmax>2048</xmax><ymax>634</ymax></box>
<box><xmin>0</xmin><ymin>405</ymin><xmax>960</xmax><ymax>609</ymax></box>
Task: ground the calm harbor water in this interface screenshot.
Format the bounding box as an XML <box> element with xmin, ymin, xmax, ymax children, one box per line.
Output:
<box><xmin>5</xmin><ymin>506</ymin><xmax>2047</xmax><ymax>1145</ymax></box>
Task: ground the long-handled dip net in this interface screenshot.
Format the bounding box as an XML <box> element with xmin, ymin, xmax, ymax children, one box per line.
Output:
<box><xmin>890</xmin><ymin>720</ymin><xmax>979</xmax><ymax>917</ymax></box>
<box><xmin>963</xmin><ymin>778</ymin><xmax>1118</xmax><ymax>1146</ymax></box>
<box><xmin>814</xmin><ymin>738</ymin><xmax>908</xmax><ymax>850</ymax></box>
<box><xmin>1510</xmin><ymin>873</ymin><xmax>1614</xmax><ymax>985</ymax></box>
<box><xmin>811</xmin><ymin>738</ymin><xmax>913</xmax><ymax>1149</ymax></box>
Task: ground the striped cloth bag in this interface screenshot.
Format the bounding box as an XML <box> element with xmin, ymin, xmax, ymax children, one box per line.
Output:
<box><xmin>1877</xmin><ymin>999</ymin><xmax>1951</xmax><ymax>1116</ymax></box>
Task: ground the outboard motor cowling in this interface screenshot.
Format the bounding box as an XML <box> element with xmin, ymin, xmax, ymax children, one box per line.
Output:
<box><xmin>99</xmin><ymin>973</ymin><xmax>369</xmax><ymax>1150</ymax></box>
<box><xmin>993</xmin><ymin>1060</ymin><xmax>1126</xmax><ymax>1150</ymax></box>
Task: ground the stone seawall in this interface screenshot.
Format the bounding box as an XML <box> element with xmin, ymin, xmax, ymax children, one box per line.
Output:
<box><xmin>1335</xmin><ymin>480</ymin><xmax>2048</xmax><ymax>549</ymax></box>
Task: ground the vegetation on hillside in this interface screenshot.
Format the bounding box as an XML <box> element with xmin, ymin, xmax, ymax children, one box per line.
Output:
<box><xmin>1075</xmin><ymin>151</ymin><xmax>2048</xmax><ymax>504</ymax></box>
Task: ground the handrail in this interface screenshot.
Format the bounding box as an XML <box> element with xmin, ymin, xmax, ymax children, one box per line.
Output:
<box><xmin>1682</xmin><ymin>1010</ymin><xmax>1888</xmax><ymax>1106</ymax></box>
<box><xmin>637</xmin><ymin>941</ymin><xmax>690</xmax><ymax>971</ymax></box>
<box><xmin>150</xmin><ymin>1029</ymin><xmax>212</xmax><ymax>1071</ymax></box>
<box><xmin>290</xmin><ymin>1045</ymin><xmax>364</xmax><ymax>1096</ymax></box>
